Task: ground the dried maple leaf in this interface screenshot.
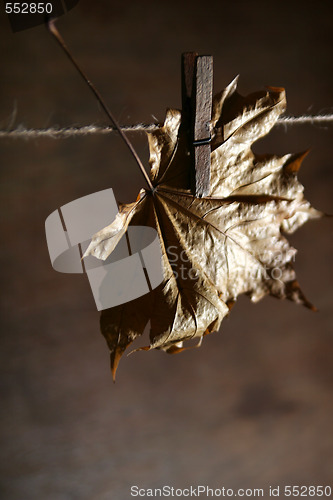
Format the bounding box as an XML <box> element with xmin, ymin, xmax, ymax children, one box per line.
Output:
<box><xmin>84</xmin><ymin>77</ymin><xmax>322</xmax><ymax>379</ymax></box>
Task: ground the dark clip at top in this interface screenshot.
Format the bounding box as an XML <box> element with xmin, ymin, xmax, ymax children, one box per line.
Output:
<box><xmin>181</xmin><ymin>52</ymin><xmax>213</xmax><ymax>197</ymax></box>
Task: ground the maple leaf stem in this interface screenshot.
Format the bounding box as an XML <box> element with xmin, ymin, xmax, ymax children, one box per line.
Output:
<box><xmin>47</xmin><ymin>20</ymin><xmax>154</xmax><ymax>192</ymax></box>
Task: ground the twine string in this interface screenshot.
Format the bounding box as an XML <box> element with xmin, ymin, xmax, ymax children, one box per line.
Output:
<box><xmin>0</xmin><ymin>114</ymin><xmax>332</xmax><ymax>140</ymax></box>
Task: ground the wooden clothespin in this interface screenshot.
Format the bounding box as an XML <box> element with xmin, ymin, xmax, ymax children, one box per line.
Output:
<box><xmin>181</xmin><ymin>52</ymin><xmax>213</xmax><ymax>197</ymax></box>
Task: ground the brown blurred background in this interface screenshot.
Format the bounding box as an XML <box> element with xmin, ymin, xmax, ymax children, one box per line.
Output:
<box><xmin>0</xmin><ymin>1</ymin><xmax>332</xmax><ymax>499</ymax></box>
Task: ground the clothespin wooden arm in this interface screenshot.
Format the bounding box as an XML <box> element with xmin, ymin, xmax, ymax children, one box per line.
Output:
<box><xmin>181</xmin><ymin>52</ymin><xmax>213</xmax><ymax>197</ymax></box>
